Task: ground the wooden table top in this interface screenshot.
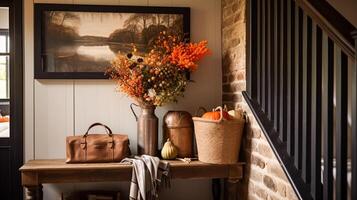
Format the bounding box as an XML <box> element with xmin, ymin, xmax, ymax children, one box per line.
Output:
<box><xmin>20</xmin><ymin>159</ymin><xmax>244</xmax><ymax>186</ymax></box>
<box><xmin>20</xmin><ymin>159</ymin><xmax>243</xmax><ymax>171</ymax></box>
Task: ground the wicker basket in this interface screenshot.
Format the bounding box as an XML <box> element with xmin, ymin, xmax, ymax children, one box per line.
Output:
<box><xmin>192</xmin><ymin>107</ymin><xmax>245</xmax><ymax>164</ymax></box>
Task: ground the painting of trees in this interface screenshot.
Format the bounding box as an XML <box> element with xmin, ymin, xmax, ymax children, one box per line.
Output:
<box><xmin>44</xmin><ymin>11</ymin><xmax>80</xmax><ymax>47</ymax></box>
<box><xmin>108</xmin><ymin>13</ymin><xmax>184</xmax><ymax>47</ymax></box>
<box><xmin>40</xmin><ymin>7</ymin><xmax>187</xmax><ymax>74</ymax></box>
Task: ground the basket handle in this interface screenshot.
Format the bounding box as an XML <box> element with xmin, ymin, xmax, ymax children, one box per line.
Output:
<box><xmin>213</xmin><ymin>106</ymin><xmax>224</xmax><ymax>122</ymax></box>
<box><xmin>195</xmin><ymin>107</ymin><xmax>207</xmax><ymax>117</ymax></box>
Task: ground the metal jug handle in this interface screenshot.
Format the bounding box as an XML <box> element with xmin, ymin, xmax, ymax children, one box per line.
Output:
<box><xmin>130</xmin><ymin>103</ymin><xmax>139</xmax><ymax>121</ymax></box>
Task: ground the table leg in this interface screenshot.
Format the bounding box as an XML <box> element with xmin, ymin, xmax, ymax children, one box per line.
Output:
<box><xmin>25</xmin><ymin>185</ymin><xmax>43</xmax><ymax>200</ymax></box>
<box><xmin>224</xmin><ymin>178</ymin><xmax>239</xmax><ymax>200</ymax></box>
<box><xmin>212</xmin><ymin>178</ymin><xmax>221</xmax><ymax>200</ymax></box>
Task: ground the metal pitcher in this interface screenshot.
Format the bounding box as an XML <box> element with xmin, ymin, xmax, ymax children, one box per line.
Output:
<box><xmin>130</xmin><ymin>103</ymin><xmax>158</xmax><ymax>156</ymax></box>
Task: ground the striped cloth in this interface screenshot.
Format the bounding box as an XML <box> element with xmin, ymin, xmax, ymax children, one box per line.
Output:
<box><xmin>121</xmin><ymin>155</ymin><xmax>170</xmax><ymax>200</ymax></box>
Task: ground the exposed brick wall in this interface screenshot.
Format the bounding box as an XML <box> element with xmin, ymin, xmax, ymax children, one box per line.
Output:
<box><xmin>237</xmin><ymin>99</ymin><xmax>299</xmax><ymax>200</ymax></box>
<box><xmin>222</xmin><ymin>0</ymin><xmax>246</xmax><ymax>108</ymax></box>
<box><xmin>222</xmin><ymin>0</ymin><xmax>299</xmax><ymax>199</ymax></box>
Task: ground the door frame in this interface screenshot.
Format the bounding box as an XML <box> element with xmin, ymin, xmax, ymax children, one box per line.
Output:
<box><xmin>0</xmin><ymin>0</ymin><xmax>23</xmax><ymax>199</ymax></box>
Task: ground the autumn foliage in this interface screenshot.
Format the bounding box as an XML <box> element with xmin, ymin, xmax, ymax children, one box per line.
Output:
<box><xmin>107</xmin><ymin>32</ymin><xmax>210</xmax><ymax>106</ymax></box>
<box><xmin>170</xmin><ymin>41</ymin><xmax>211</xmax><ymax>71</ymax></box>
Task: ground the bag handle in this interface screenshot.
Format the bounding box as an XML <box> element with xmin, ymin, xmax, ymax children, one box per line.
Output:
<box><xmin>84</xmin><ymin>123</ymin><xmax>113</xmax><ymax>137</ymax></box>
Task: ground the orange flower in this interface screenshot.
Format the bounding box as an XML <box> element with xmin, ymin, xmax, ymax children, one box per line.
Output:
<box><xmin>169</xmin><ymin>41</ymin><xmax>211</xmax><ymax>72</ymax></box>
<box><xmin>106</xmin><ymin>33</ymin><xmax>211</xmax><ymax>106</ymax></box>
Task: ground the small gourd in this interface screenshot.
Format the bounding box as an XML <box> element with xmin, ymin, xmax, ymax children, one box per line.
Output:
<box><xmin>228</xmin><ymin>108</ymin><xmax>244</xmax><ymax>120</ymax></box>
<box><xmin>161</xmin><ymin>139</ymin><xmax>178</xmax><ymax>160</ymax></box>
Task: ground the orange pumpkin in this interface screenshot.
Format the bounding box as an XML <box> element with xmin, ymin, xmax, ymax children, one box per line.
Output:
<box><xmin>202</xmin><ymin>108</ymin><xmax>232</xmax><ymax>120</ymax></box>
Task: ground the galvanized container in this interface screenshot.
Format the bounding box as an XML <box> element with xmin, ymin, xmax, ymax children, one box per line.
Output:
<box><xmin>131</xmin><ymin>103</ymin><xmax>158</xmax><ymax>156</ymax></box>
<box><xmin>163</xmin><ymin>111</ymin><xmax>194</xmax><ymax>158</ymax></box>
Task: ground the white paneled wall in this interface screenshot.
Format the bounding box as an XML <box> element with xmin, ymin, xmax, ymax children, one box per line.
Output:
<box><xmin>24</xmin><ymin>0</ymin><xmax>221</xmax><ymax>199</ymax></box>
<box><xmin>73</xmin><ymin>80</ymin><xmax>137</xmax><ymax>150</ymax></box>
<box><xmin>34</xmin><ymin>80</ymin><xmax>74</xmax><ymax>158</ymax></box>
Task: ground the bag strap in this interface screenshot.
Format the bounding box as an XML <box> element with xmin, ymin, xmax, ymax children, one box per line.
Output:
<box><xmin>84</xmin><ymin>123</ymin><xmax>113</xmax><ymax>137</ymax></box>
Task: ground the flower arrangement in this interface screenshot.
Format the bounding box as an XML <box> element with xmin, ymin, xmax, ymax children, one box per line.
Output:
<box><xmin>107</xmin><ymin>32</ymin><xmax>210</xmax><ymax>106</ymax></box>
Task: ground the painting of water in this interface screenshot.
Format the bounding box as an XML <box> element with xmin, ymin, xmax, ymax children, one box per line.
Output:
<box><xmin>34</xmin><ymin>4</ymin><xmax>190</xmax><ymax>79</ymax></box>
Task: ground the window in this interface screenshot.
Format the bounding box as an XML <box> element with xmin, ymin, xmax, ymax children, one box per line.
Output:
<box><xmin>0</xmin><ymin>6</ymin><xmax>9</xmax><ymax>99</ymax></box>
<box><xmin>0</xmin><ymin>29</ymin><xmax>9</xmax><ymax>99</ymax></box>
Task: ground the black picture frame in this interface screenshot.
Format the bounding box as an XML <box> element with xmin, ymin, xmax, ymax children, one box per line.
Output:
<box><xmin>34</xmin><ymin>3</ymin><xmax>190</xmax><ymax>79</ymax></box>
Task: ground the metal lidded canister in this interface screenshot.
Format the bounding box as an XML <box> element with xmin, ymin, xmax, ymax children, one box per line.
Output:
<box><xmin>163</xmin><ymin>111</ymin><xmax>194</xmax><ymax>158</ymax></box>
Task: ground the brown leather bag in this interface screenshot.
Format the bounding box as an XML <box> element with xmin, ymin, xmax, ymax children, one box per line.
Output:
<box><xmin>66</xmin><ymin>123</ymin><xmax>131</xmax><ymax>163</ymax></box>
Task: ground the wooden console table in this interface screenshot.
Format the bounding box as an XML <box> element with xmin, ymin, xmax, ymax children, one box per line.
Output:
<box><xmin>20</xmin><ymin>159</ymin><xmax>243</xmax><ymax>200</ymax></box>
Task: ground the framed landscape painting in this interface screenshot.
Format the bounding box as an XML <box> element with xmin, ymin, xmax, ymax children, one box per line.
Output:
<box><xmin>34</xmin><ymin>4</ymin><xmax>190</xmax><ymax>79</ymax></box>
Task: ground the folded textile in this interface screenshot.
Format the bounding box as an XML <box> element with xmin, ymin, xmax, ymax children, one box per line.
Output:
<box><xmin>122</xmin><ymin>155</ymin><xmax>170</xmax><ymax>200</ymax></box>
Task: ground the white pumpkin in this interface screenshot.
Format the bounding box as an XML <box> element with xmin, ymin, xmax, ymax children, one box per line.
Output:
<box><xmin>228</xmin><ymin>108</ymin><xmax>244</xmax><ymax>120</ymax></box>
<box><xmin>161</xmin><ymin>139</ymin><xmax>178</xmax><ymax>160</ymax></box>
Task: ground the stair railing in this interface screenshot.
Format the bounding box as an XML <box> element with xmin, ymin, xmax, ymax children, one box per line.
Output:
<box><xmin>245</xmin><ymin>0</ymin><xmax>356</xmax><ymax>199</ymax></box>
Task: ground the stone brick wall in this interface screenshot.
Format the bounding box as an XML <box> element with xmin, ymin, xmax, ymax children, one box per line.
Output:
<box><xmin>237</xmin><ymin>98</ymin><xmax>299</xmax><ymax>200</ymax></box>
<box><xmin>222</xmin><ymin>0</ymin><xmax>299</xmax><ymax>199</ymax></box>
<box><xmin>222</xmin><ymin>0</ymin><xmax>246</xmax><ymax>108</ymax></box>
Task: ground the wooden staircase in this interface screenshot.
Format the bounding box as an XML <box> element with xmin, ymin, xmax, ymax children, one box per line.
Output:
<box><xmin>245</xmin><ymin>0</ymin><xmax>357</xmax><ymax>199</ymax></box>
